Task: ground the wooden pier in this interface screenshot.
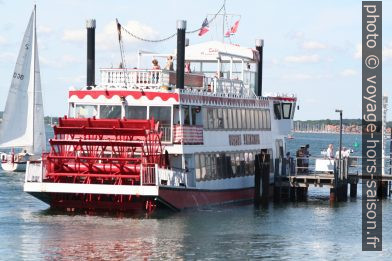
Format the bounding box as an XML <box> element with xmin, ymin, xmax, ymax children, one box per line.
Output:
<box><xmin>255</xmin><ymin>156</ymin><xmax>392</xmax><ymax>204</ymax></box>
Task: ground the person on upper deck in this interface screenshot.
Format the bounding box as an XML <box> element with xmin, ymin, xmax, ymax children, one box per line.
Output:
<box><xmin>164</xmin><ymin>56</ymin><xmax>174</xmax><ymax>71</ymax></box>
<box><xmin>152</xmin><ymin>59</ymin><xmax>161</xmax><ymax>70</ymax></box>
<box><xmin>326</xmin><ymin>144</ymin><xmax>334</xmax><ymax>159</ymax></box>
<box><xmin>185</xmin><ymin>62</ymin><xmax>191</xmax><ymax>73</ymax></box>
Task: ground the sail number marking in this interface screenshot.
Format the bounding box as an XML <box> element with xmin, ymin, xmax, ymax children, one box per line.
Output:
<box><xmin>13</xmin><ymin>73</ymin><xmax>24</xmax><ymax>80</ymax></box>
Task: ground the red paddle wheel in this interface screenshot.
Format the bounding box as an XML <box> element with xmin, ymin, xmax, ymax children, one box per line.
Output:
<box><xmin>43</xmin><ymin>116</ymin><xmax>164</xmax><ymax>213</ymax></box>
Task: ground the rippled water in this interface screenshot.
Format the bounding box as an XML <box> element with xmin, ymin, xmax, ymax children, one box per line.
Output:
<box><xmin>1</xmin><ymin>132</ymin><xmax>392</xmax><ymax>260</ymax></box>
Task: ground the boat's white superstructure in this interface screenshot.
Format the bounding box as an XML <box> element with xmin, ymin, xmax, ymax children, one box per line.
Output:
<box><xmin>0</xmin><ymin>6</ymin><xmax>46</xmax><ymax>172</ymax></box>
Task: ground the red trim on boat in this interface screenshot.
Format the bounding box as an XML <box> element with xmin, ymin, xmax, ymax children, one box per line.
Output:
<box><xmin>69</xmin><ymin>90</ymin><xmax>179</xmax><ymax>102</ymax></box>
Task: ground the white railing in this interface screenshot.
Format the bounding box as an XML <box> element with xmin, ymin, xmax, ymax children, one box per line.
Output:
<box><xmin>214</xmin><ymin>78</ymin><xmax>255</xmax><ymax>97</ymax></box>
<box><xmin>140</xmin><ymin>163</ymin><xmax>157</xmax><ymax>185</ymax></box>
<box><xmin>157</xmin><ymin>167</ymin><xmax>188</xmax><ymax>187</ymax></box>
<box><xmin>99</xmin><ymin>68</ymin><xmax>256</xmax><ymax>98</ymax></box>
<box><xmin>100</xmin><ymin>69</ymin><xmax>169</xmax><ymax>89</ymax></box>
<box><xmin>160</xmin><ymin>125</ymin><xmax>172</xmax><ymax>143</ymax></box>
<box><xmin>25</xmin><ymin>160</ymin><xmax>44</xmax><ymax>183</ymax></box>
<box><xmin>139</xmin><ymin>164</ymin><xmax>189</xmax><ymax>187</ymax></box>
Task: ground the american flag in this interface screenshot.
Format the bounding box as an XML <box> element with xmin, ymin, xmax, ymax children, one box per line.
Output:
<box><xmin>198</xmin><ymin>18</ymin><xmax>209</xmax><ymax>36</ymax></box>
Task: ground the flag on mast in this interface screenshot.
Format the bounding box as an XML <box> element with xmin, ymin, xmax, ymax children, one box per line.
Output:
<box><xmin>198</xmin><ymin>18</ymin><xmax>209</xmax><ymax>36</ymax></box>
<box><xmin>225</xmin><ymin>20</ymin><xmax>240</xmax><ymax>37</ymax></box>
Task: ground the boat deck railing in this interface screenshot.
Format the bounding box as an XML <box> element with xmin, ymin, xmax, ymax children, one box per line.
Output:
<box><xmin>98</xmin><ymin>68</ymin><xmax>257</xmax><ymax>98</ymax></box>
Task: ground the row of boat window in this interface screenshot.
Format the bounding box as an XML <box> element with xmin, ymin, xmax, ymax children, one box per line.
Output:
<box><xmin>204</xmin><ymin>108</ymin><xmax>271</xmax><ymax>130</ymax></box>
<box><xmin>194</xmin><ymin>149</ymin><xmax>274</xmax><ymax>181</ymax></box>
<box><xmin>69</xmin><ymin>104</ymin><xmax>271</xmax><ymax>131</ymax></box>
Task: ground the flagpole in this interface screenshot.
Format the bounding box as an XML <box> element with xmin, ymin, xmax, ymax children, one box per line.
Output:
<box><xmin>222</xmin><ymin>0</ymin><xmax>226</xmax><ymax>42</ymax></box>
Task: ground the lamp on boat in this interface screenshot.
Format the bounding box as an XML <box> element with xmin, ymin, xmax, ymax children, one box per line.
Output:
<box><xmin>86</xmin><ymin>19</ymin><xmax>96</xmax><ymax>88</ymax></box>
<box><xmin>176</xmin><ymin>20</ymin><xmax>186</xmax><ymax>89</ymax></box>
<box><xmin>255</xmin><ymin>39</ymin><xmax>264</xmax><ymax>97</ymax></box>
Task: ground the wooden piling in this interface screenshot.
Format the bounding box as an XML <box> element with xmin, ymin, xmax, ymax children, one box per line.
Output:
<box><xmin>350</xmin><ymin>182</ymin><xmax>357</xmax><ymax>198</ymax></box>
<box><xmin>330</xmin><ymin>188</ymin><xmax>336</xmax><ymax>203</ymax></box>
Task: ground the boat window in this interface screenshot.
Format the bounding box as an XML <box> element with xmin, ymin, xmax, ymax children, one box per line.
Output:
<box><xmin>223</xmin><ymin>109</ymin><xmax>228</xmax><ymax>129</ymax></box>
<box><xmin>266</xmin><ymin>109</ymin><xmax>271</xmax><ymax>129</ymax></box>
<box><xmin>202</xmin><ymin>108</ymin><xmax>208</xmax><ymax>128</ymax></box>
<box><xmin>195</xmin><ymin>154</ymin><xmax>201</xmax><ymax>181</ymax></box>
<box><xmin>239</xmin><ymin>153</ymin><xmax>245</xmax><ymax>176</ymax></box>
<box><xmin>213</xmin><ymin>108</ymin><xmax>219</xmax><ymax>129</ymax></box>
<box><xmin>191</xmin><ymin>106</ymin><xmax>201</xmax><ymax>125</ymax></box>
<box><xmin>217</xmin><ymin>108</ymin><xmax>224</xmax><ymax>128</ymax></box>
<box><xmin>100</xmin><ymin>105</ymin><xmax>122</xmax><ymax>119</ymax></box>
<box><xmin>216</xmin><ymin>153</ymin><xmax>223</xmax><ymax>179</ymax></box>
<box><xmin>183</xmin><ymin>106</ymin><xmax>190</xmax><ymax>125</ymax></box>
<box><xmin>241</xmin><ymin>109</ymin><xmax>247</xmax><ymax>129</ymax></box>
<box><xmin>231</xmin><ymin>153</ymin><xmax>237</xmax><ymax>177</ymax></box>
<box><xmin>236</xmin><ymin>109</ymin><xmax>242</xmax><ymax>129</ymax></box>
<box><xmin>210</xmin><ymin>155</ymin><xmax>217</xmax><ymax>179</ymax></box>
<box><xmin>250</xmin><ymin>110</ymin><xmax>255</xmax><ymax>129</ymax></box>
<box><xmin>228</xmin><ymin>109</ymin><xmax>233</xmax><ymax>129</ymax></box>
<box><xmin>200</xmin><ymin>154</ymin><xmax>207</xmax><ymax>180</ymax></box>
<box><xmin>75</xmin><ymin>104</ymin><xmax>98</xmax><ymax>118</ymax></box>
<box><xmin>273</xmin><ymin>103</ymin><xmax>282</xmax><ymax>120</ymax></box>
<box><xmin>255</xmin><ymin>110</ymin><xmax>261</xmax><ymax>129</ymax></box>
<box><xmin>261</xmin><ymin>110</ymin><xmax>267</xmax><ymax>129</ymax></box>
<box><xmin>267</xmin><ymin>148</ymin><xmax>274</xmax><ymax>173</ymax></box>
<box><xmin>291</xmin><ymin>102</ymin><xmax>296</xmax><ymax>119</ymax></box>
<box><xmin>68</xmin><ymin>103</ymin><xmax>75</xmax><ymax>118</ymax></box>
<box><xmin>282</xmin><ymin>103</ymin><xmax>292</xmax><ymax>119</ymax></box>
<box><xmin>126</xmin><ymin>106</ymin><xmax>147</xmax><ymax>119</ymax></box>
<box><xmin>149</xmin><ymin>106</ymin><xmax>171</xmax><ymax>127</ymax></box>
<box><xmin>207</xmin><ymin>108</ymin><xmax>214</xmax><ymax>129</ymax></box>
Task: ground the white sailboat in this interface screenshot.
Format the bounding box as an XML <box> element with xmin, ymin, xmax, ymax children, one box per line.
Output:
<box><xmin>0</xmin><ymin>6</ymin><xmax>46</xmax><ymax>172</ymax></box>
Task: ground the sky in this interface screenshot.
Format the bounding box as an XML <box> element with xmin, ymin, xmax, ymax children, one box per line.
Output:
<box><xmin>0</xmin><ymin>0</ymin><xmax>390</xmax><ymax>120</ymax></box>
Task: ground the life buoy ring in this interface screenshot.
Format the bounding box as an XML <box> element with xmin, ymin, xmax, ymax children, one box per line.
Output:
<box><xmin>0</xmin><ymin>154</ymin><xmax>5</xmax><ymax>162</ymax></box>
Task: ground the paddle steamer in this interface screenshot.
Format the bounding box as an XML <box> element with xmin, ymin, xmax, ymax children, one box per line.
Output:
<box><xmin>24</xmin><ymin>19</ymin><xmax>296</xmax><ymax>212</ymax></box>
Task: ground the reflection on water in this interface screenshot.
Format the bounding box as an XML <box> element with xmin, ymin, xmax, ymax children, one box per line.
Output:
<box><xmin>1</xmin><ymin>133</ymin><xmax>392</xmax><ymax>259</ymax></box>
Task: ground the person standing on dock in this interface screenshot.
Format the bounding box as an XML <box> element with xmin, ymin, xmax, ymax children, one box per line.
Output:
<box><xmin>326</xmin><ymin>144</ymin><xmax>334</xmax><ymax>159</ymax></box>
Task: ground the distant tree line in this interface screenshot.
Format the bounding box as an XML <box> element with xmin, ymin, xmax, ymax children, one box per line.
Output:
<box><xmin>294</xmin><ymin>119</ymin><xmax>392</xmax><ymax>128</ymax></box>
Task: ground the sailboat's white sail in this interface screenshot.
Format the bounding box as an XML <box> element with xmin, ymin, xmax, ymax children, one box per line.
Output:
<box><xmin>32</xmin><ymin>17</ymin><xmax>46</xmax><ymax>155</ymax></box>
<box><xmin>0</xmin><ymin>6</ymin><xmax>46</xmax><ymax>155</ymax></box>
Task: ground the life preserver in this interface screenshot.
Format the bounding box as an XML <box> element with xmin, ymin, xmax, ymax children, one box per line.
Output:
<box><xmin>0</xmin><ymin>154</ymin><xmax>5</xmax><ymax>162</ymax></box>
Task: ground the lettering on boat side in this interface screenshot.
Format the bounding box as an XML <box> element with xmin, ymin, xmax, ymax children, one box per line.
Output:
<box><xmin>362</xmin><ymin>1</ymin><xmax>382</xmax><ymax>251</ymax></box>
<box><xmin>229</xmin><ymin>134</ymin><xmax>260</xmax><ymax>146</ymax></box>
<box><xmin>243</xmin><ymin>134</ymin><xmax>260</xmax><ymax>145</ymax></box>
<box><xmin>229</xmin><ymin>135</ymin><xmax>241</xmax><ymax>146</ymax></box>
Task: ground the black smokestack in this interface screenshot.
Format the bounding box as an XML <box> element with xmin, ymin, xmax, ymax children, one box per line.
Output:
<box><xmin>86</xmin><ymin>19</ymin><xmax>96</xmax><ymax>87</ymax></box>
<box><xmin>176</xmin><ymin>20</ymin><xmax>186</xmax><ymax>89</ymax></box>
<box><xmin>255</xmin><ymin>39</ymin><xmax>264</xmax><ymax>97</ymax></box>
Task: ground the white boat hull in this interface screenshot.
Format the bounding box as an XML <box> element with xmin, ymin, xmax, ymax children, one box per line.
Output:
<box><xmin>1</xmin><ymin>161</ymin><xmax>27</xmax><ymax>172</ymax></box>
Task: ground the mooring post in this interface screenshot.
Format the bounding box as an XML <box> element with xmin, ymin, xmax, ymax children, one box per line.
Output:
<box><xmin>273</xmin><ymin>158</ymin><xmax>281</xmax><ymax>201</ymax></box>
<box><xmin>330</xmin><ymin>188</ymin><xmax>336</xmax><ymax>203</ymax></box>
<box><xmin>378</xmin><ymin>181</ymin><xmax>388</xmax><ymax>198</ymax></box>
<box><xmin>350</xmin><ymin>182</ymin><xmax>357</xmax><ymax>198</ymax></box>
